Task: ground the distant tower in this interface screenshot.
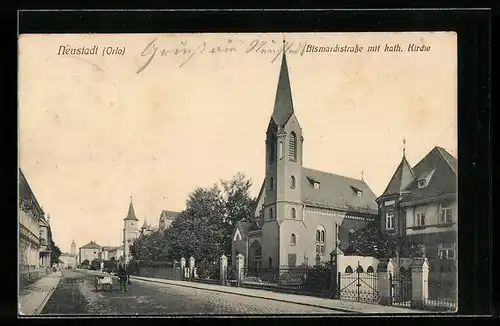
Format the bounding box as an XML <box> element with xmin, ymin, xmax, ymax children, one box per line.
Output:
<box><xmin>123</xmin><ymin>196</ymin><xmax>139</xmax><ymax>263</ymax></box>
<box><xmin>70</xmin><ymin>238</ymin><xmax>77</xmax><ymax>256</ymax></box>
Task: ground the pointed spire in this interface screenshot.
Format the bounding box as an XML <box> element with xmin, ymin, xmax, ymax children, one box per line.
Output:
<box><xmin>124</xmin><ymin>197</ymin><xmax>139</xmax><ymax>221</ymax></box>
<box><xmin>271</xmin><ymin>36</ymin><xmax>294</xmax><ymax>127</ymax></box>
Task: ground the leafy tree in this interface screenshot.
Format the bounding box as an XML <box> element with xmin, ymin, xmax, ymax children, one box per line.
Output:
<box><xmin>165</xmin><ymin>185</ymin><xmax>226</xmax><ymax>266</ymax></box>
<box><xmin>220</xmin><ymin>172</ymin><xmax>257</xmax><ymax>253</ymax></box>
<box><xmin>81</xmin><ymin>259</ymin><xmax>90</xmax><ymax>267</ymax></box>
<box><xmin>50</xmin><ymin>240</ymin><xmax>62</xmax><ymax>267</ymax></box>
<box><xmin>343</xmin><ymin>220</ymin><xmax>426</xmax><ymax>258</ymax></box>
<box><xmin>91</xmin><ymin>258</ymin><xmax>102</xmax><ymax>270</ymax></box>
<box><xmin>130</xmin><ymin>173</ymin><xmax>256</xmax><ymax>277</ymax></box>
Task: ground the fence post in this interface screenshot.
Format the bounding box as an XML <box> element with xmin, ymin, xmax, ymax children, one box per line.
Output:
<box><xmin>410</xmin><ymin>257</ymin><xmax>429</xmax><ymax>309</ymax></box>
<box><xmin>235</xmin><ymin>253</ymin><xmax>244</xmax><ymax>287</ymax></box>
<box><xmin>377</xmin><ymin>258</ymin><xmax>395</xmax><ymax>305</ymax></box>
<box><xmin>329</xmin><ymin>248</ymin><xmax>343</xmax><ymax>299</ymax></box>
<box><xmin>220</xmin><ymin>254</ymin><xmax>228</xmax><ymax>286</ymax></box>
<box><xmin>189</xmin><ymin>256</ymin><xmax>195</xmax><ymax>281</ymax></box>
<box><xmin>180</xmin><ymin>257</ymin><xmax>186</xmax><ymax>280</ymax></box>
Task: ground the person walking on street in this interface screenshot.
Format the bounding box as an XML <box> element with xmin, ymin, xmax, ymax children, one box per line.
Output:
<box><xmin>118</xmin><ymin>264</ymin><xmax>128</xmax><ymax>292</ymax></box>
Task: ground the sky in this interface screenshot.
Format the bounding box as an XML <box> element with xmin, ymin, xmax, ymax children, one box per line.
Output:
<box><xmin>18</xmin><ymin>32</ymin><xmax>457</xmax><ymax>253</ymax></box>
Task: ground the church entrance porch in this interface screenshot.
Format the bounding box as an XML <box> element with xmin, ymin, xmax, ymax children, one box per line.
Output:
<box><xmin>247</xmin><ymin>241</ymin><xmax>262</xmax><ymax>277</ymax></box>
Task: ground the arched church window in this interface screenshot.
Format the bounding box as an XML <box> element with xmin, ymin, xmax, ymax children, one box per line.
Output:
<box><xmin>269</xmin><ymin>177</ymin><xmax>274</xmax><ymax>190</ymax></box>
<box><xmin>291</xmin><ymin>207</ymin><xmax>296</xmax><ymax>219</ymax></box>
<box><xmin>269</xmin><ymin>208</ymin><xmax>274</xmax><ymax>220</ymax></box>
<box><xmin>290</xmin><ymin>175</ymin><xmax>296</xmax><ymax>189</ymax></box>
<box><xmin>289</xmin><ymin>132</ymin><xmax>297</xmax><ymax>161</ymax></box>
<box><xmin>279</xmin><ymin>141</ymin><xmax>284</xmax><ymax>160</ymax></box>
<box><xmin>290</xmin><ymin>234</ymin><xmax>296</xmax><ymax>246</ymax></box>
<box><xmin>367</xmin><ymin>266</ymin><xmax>375</xmax><ymax>273</ymax></box>
<box><xmin>315</xmin><ymin>226</ymin><xmax>326</xmax><ymax>255</ymax></box>
<box><xmin>345</xmin><ymin>266</ymin><xmax>353</xmax><ymax>274</ymax></box>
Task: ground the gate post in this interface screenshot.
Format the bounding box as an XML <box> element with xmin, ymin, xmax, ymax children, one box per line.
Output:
<box><xmin>220</xmin><ymin>254</ymin><xmax>228</xmax><ymax>286</ymax></box>
<box><xmin>329</xmin><ymin>248</ymin><xmax>343</xmax><ymax>299</ymax></box>
<box><xmin>235</xmin><ymin>253</ymin><xmax>244</xmax><ymax>287</ymax></box>
<box><xmin>180</xmin><ymin>257</ymin><xmax>186</xmax><ymax>280</ymax></box>
<box><xmin>189</xmin><ymin>256</ymin><xmax>196</xmax><ymax>281</ymax></box>
<box><xmin>410</xmin><ymin>257</ymin><xmax>429</xmax><ymax>309</ymax></box>
<box><xmin>377</xmin><ymin>258</ymin><xmax>395</xmax><ymax>305</ymax></box>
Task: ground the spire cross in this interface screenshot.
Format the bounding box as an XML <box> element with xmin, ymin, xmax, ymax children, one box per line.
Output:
<box><xmin>130</xmin><ymin>196</ymin><xmax>133</xmax><ymax>203</ymax></box>
<box><xmin>403</xmin><ymin>138</ymin><xmax>406</xmax><ymax>157</ymax></box>
<box><xmin>361</xmin><ymin>170</ymin><xmax>364</xmax><ymax>181</ymax></box>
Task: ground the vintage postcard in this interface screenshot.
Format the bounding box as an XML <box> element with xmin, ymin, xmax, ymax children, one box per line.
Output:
<box><xmin>18</xmin><ymin>32</ymin><xmax>457</xmax><ymax>316</ymax></box>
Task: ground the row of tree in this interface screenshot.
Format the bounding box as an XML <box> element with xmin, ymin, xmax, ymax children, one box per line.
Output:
<box><xmin>130</xmin><ymin>172</ymin><xmax>257</xmax><ymax>273</ymax></box>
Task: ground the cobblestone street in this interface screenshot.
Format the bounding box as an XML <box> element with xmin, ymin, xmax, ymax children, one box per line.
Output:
<box><xmin>40</xmin><ymin>270</ymin><xmax>342</xmax><ymax>315</ymax></box>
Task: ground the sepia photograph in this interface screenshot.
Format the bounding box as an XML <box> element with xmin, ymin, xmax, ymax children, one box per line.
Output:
<box><xmin>18</xmin><ymin>32</ymin><xmax>457</xmax><ymax>316</ymax></box>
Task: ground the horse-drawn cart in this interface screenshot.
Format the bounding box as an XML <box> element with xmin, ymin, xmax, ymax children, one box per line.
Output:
<box><xmin>95</xmin><ymin>275</ymin><xmax>113</xmax><ymax>292</ymax></box>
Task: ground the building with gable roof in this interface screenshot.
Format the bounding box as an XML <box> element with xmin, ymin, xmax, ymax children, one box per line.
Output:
<box><xmin>376</xmin><ymin>146</ymin><xmax>457</xmax><ymax>263</ymax></box>
<box><xmin>231</xmin><ymin>46</ymin><xmax>379</xmax><ymax>272</ymax></box>
<box><xmin>78</xmin><ymin>241</ymin><xmax>101</xmax><ymax>265</ymax></box>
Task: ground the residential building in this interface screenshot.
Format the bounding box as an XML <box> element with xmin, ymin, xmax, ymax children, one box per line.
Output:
<box><xmin>231</xmin><ymin>49</ymin><xmax>379</xmax><ymax>272</ymax></box>
<box><xmin>59</xmin><ymin>252</ymin><xmax>77</xmax><ymax>268</ymax></box>
<box><xmin>78</xmin><ymin>241</ymin><xmax>101</xmax><ymax>265</ymax></box>
<box><xmin>123</xmin><ymin>197</ymin><xmax>140</xmax><ymax>263</ymax></box>
<box><xmin>19</xmin><ymin>169</ymin><xmax>43</xmax><ymax>283</ymax></box>
<box><xmin>376</xmin><ymin>146</ymin><xmax>457</xmax><ymax>268</ymax></box>
<box><xmin>38</xmin><ymin>213</ymin><xmax>53</xmax><ymax>271</ymax></box>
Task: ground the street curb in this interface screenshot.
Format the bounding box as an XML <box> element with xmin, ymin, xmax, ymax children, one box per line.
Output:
<box><xmin>33</xmin><ymin>277</ymin><xmax>61</xmax><ymax>315</ymax></box>
<box><xmin>130</xmin><ymin>276</ymin><xmax>356</xmax><ymax>313</ymax></box>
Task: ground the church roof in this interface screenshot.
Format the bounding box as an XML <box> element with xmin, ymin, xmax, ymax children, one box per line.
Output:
<box><xmin>379</xmin><ymin>156</ymin><xmax>416</xmax><ymax>198</ymax></box>
<box><xmin>124</xmin><ymin>199</ymin><xmax>139</xmax><ymax>221</ymax></box>
<box><xmin>301</xmin><ymin>167</ymin><xmax>378</xmax><ymax>214</ymax></box>
<box><xmin>235</xmin><ymin>221</ymin><xmax>257</xmax><ymax>238</ymax></box>
<box><xmin>160</xmin><ymin>210</ymin><xmax>181</xmax><ymax>220</ymax></box>
<box><xmin>271</xmin><ymin>46</ymin><xmax>295</xmax><ymax>127</ymax></box>
<box><xmin>399</xmin><ymin>147</ymin><xmax>457</xmax><ymax>204</ymax></box>
<box><xmin>80</xmin><ymin>241</ymin><xmax>101</xmax><ymax>249</ymax></box>
<box><xmin>141</xmin><ymin>220</ymin><xmax>149</xmax><ymax>229</ymax></box>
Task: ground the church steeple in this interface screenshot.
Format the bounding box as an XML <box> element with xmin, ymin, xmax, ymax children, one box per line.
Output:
<box><xmin>124</xmin><ymin>196</ymin><xmax>139</xmax><ymax>221</ymax></box>
<box><xmin>271</xmin><ymin>40</ymin><xmax>294</xmax><ymax>127</ymax></box>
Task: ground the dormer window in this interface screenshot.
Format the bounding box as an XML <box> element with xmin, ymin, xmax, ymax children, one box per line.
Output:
<box><xmin>350</xmin><ymin>186</ymin><xmax>362</xmax><ymax>197</ymax></box>
<box><xmin>307</xmin><ymin>177</ymin><xmax>320</xmax><ymax>190</ymax></box>
<box><xmin>313</xmin><ymin>182</ymin><xmax>320</xmax><ymax>190</ymax></box>
<box><xmin>418</xmin><ymin>180</ymin><xmax>427</xmax><ymax>188</ymax></box>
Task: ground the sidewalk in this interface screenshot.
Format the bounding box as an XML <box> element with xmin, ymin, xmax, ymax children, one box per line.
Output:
<box><xmin>18</xmin><ymin>272</ymin><xmax>62</xmax><ymax>316</ymax></box>
<box><xmin>129</xmin><ymin>275</ymin><xmax>430</xmax><ymax>314</ymax></box>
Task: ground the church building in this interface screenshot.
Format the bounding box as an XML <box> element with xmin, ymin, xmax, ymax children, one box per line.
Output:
<box><xmin>231</xmin><ymin>46</ymin><xmax>379</xmax><ymax>272</ymax></box>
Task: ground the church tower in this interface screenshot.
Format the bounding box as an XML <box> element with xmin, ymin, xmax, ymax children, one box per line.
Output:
<box><xmin>262</xmin><ymin>41</ymin><xmax>304</xmax><ymax>268</ymax></box>
<box><xmin>70</xmin><ymin>238</ymin><xmax>76</xmax><ymax>256</ymax></box>
<box><xmin>123</xmin><ymin>196</ymin><xmax>139</xmax><ymax>263</ymax></box>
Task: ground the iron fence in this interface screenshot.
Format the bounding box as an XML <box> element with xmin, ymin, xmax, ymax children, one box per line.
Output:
<box><xmin>423</xmin><ymin>271</ymin><xmax>457</xmax><ymax>311</ymax></box>
<box><xmin>241</xmin><ymin>264</ymin><xmax>332</xmax><ymax>297</ymax></box>
<box><xmin>338</xmin><ymin>265</ymin><xmax>379</xmax><ymax>304</ymax></box>
<box><xmin>390</xmin><ymin>272</ymin><xmax>412</xmax><ymax>308</ymax></box>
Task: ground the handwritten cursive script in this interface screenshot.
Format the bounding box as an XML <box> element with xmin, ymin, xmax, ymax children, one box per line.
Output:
<box><xmin>136</xmin><ymin>38</ymin><xmax>307</xmax><ymax>74</ymax></box>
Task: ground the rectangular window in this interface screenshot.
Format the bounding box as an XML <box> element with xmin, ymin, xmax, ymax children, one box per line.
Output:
<box><xmin>287</xmin><ymin>254</ymin><xmax>297</xmax><ymax>267</ymax></box>
<box><xmin>385</xmin><ymin>211</ymin><xmax>394</xmax><ymax>230</ymax></box>
<box><xmin>438</xmin><ymin>243</ymin><xmax>456</xmax><ymax>260</ymax></box>
<box><xmin>416</xmin><ymin>212</ymin><xmax>426</xmax><ymax>226</ymax></box>
<box><xmin>440</xmin><ymin>207</ymin><xmax>453</xmax><ymax>224</ymax></box>
<box><xmin>315</xmin><ymin>244</ymin><xmax>325</xmax><ymax>255</ymax></box>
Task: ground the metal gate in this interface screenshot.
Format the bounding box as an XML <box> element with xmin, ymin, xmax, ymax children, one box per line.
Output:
<box><xmin>338</xmin><ymin>264</ymin><xmax>379</xmax><ymax>303</ymax></box>
<box><xmin>390</xmin><ymin>270</ymin><xmax>412</xmax><ymax>307</ymax></box>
